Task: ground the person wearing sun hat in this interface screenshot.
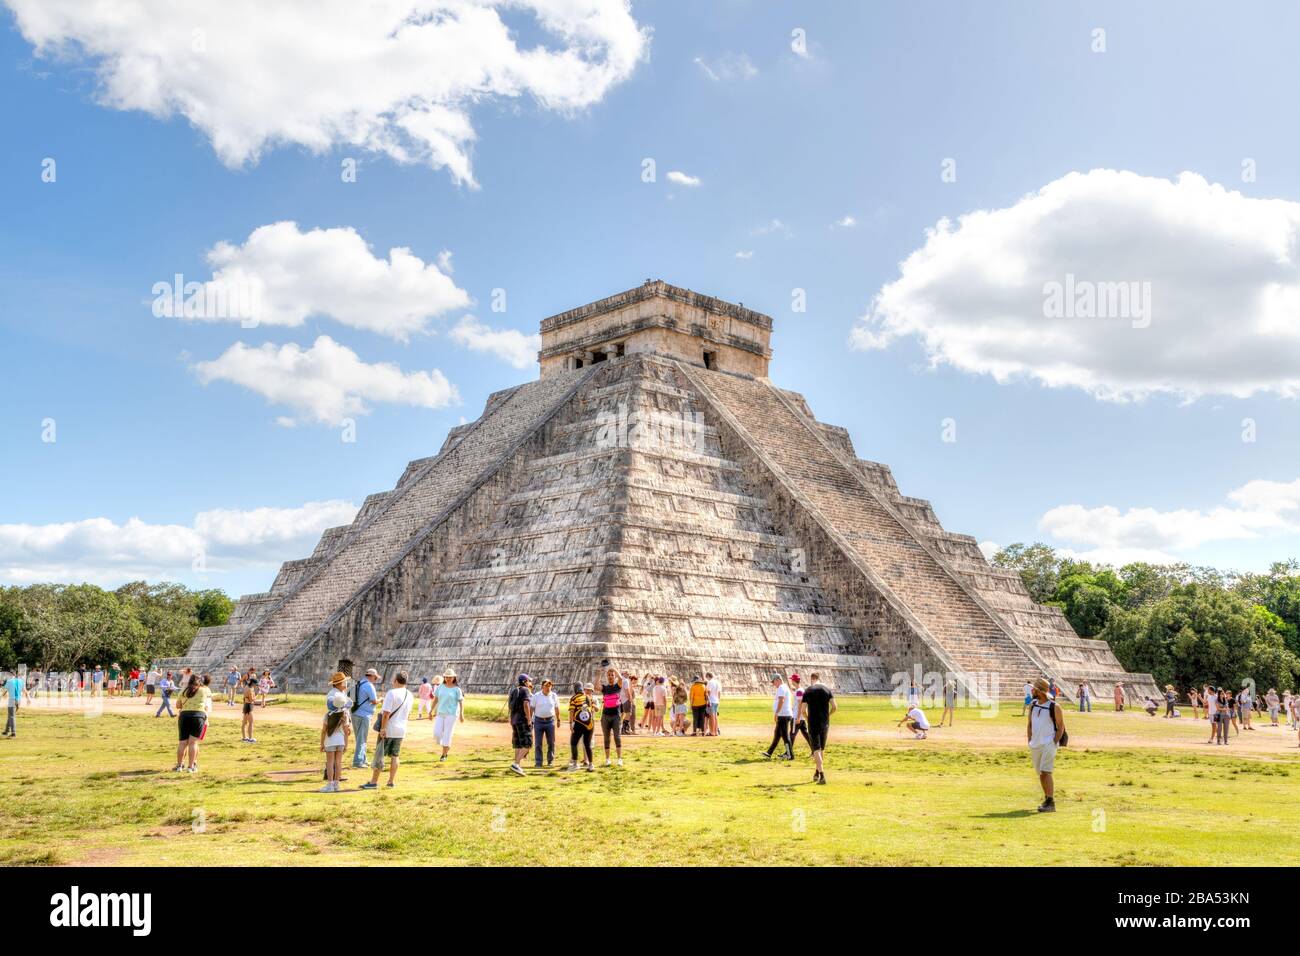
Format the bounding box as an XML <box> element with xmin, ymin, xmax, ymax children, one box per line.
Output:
<box><xmin>1027</xmin><ymin>676</ymin><xmax>1066</xmax><ymax>813</ymax></box>
<box><xmin>319</xmin><ymin>672</ymin><xmax>352</xmax><ymax>792</ymax></box>
<box><xmin>433</xmin><ymin>667</ymin><xmax>464</xmax><ymax>761</ymax></box>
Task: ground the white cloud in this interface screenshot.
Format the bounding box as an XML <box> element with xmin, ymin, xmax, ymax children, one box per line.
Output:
<box><xmin>977</xmin><ymin>540</ymin><xmax>1000</xmax><ymax>561</ymax></box>
<box><xmin>1037</xmin><ymin>478</ymin><xmax>1300</xmax><ymax>562</ymax></box>
<box><xmin>666</xmin><ymin>170</ymin><xmax>701</xmax><ymax>187</ymax></box>
<box><xmin>194</xmin><ymin>335</ymin><xmax>458</xmax><ymax>425</ymax></box>
<box><xmin>734</xmin><ymin>250</ymin><xmax>754</xmax><ymax>260</ymax></box>
<box><xmin>693</xmin><ymin>53</ymin><xmax>757</xmax><ymax>82</ymax></box>
<box><xmin>448</xmin><ymin>315</ymin><xmax>540</xmax><ymax>369</ymax></box>
<box><xmin>0</xmin><ymin>500</ymin><xmax>358</xmax><ymax>586</ymax></box>
<box><xmin>832</xmin><ymin>215</ymin><xmax>857</xmax><ymax>228</ymax></box>
<box><xmin>750</xmin><ymin>218</ymin><xmax>791</xmax><ymax>237</ymax></box>
<box><xmin>162</xmin><ymin>222</ymin><xmax>470</xmax><ymax>341</ymax></box>
<box><xmin>852</xmin><ymin>169</ymin><xmax>1300</xmax><ymax>401</ymax></box>
<box><xmin>6</xmin><ymin>0</ymin><xmax>649</xmax><ymax>186</ymax></box>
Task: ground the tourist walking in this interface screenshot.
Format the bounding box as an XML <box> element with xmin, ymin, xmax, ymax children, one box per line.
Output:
<box><xmin>531</xmin><ymin>678</ymin><xmax>560</xmax><ymax>768</ymax></box>
<box><xmin>417</xmin><ymin>677</ymin><xmax>434</xmax><ymax>719</ymax></box>
<box><xmin>1164</xmin><ymin>685</ymin><xmax>1177</xmax><ymax>718</ymax></box>
<box><xmin>939</xmin><ymin>679</ymin><xmax>957</xmax><ymax>726</ymax></box>
<box><xmin>319</xmin><ymin>672</ymin><xmax>352</xmax><ymax>792</ymax></box>
<box><xmin>1189</xmin><ymin>687</ymin><xmax>1201</xmax><ymax>719</ymax></box>
<box><xmin>145</xmin><ymin>666</ymin><xmax>159</xmax><ymax>706</ymax></box>
<box><xmin>789</xmin><ymin>673</ymin><xmax>812</xmax><ymax>752</ymax></box>
<box><xmin>240</xmin><ymin>675</ymin><xmax>257</xmax><ymax>742</ymax></box>
<box><xmin>765</xmin><ymin>674</ymin><xmax>794</xmax><ymax>760</ymax></box>
<box><xmin>364</xmin><ymin>671</ymin><xmax>412</xmax><ymax>789</ymax></box>
<box><xmin>1021</xmin><ymin>680</ymin><xmax>1033</xmax><ymax>715</ymax></box>
<box><xmin>174</xmin><ymin>674</ymin><xmax>211</xmax><ymax>772</ymax></box>
<box><xmin>566</xmin><ymin>682</ymin><xmax>596</xmax><ymax>771</ymax></box>
<box><xmin>598</xmin><ymin>665</ymin><xmax>624</xmax><ymax>767</ymax></box>
<box><xmin>225</xmin><ymin>666</ymin><xmax>240</xmax><ymax>706</ymax></box>
<box><xmin>350</xmin><ymin>668</ymin><xmax>378</xmax><ymax>768</ymax></box>
<box><xmin>155</xmin><ymin>672</ymin><xmax>175</xmax><ymax>717</ymax></box>
<box><xmin>433</xmin><ymin>668</ymin><xmax>463</xmax><ymax>761</ymax></box>
<box><xmin>507</xmin><ymin>674</ymin><xmax>534</xmax><ymax>776</ymax></box>
<box><xmin>3</xmin><ymin>670</ymin><xmax>23</xmax><ymax>737</ymax></box>
<box><xmin>258</xmin><ymin>670</ymin><xmax>273</xmax><ymax>706</ymax></box>
<box><xmin>800</xmin><ymin>672</ymin><xmax>835</xmax><ymax>784</ymax></box>
<box><xmin>1077</xmin><ymin>681</ymin><xmax>1092</xmax><ymax>713</ymax></box>
<box><xmin>1027</xmin><ymin>677</ymin><xmax>1066</xmax><ymax>813</ymax></box>
<box><xmin>706</xmin><ymin>671</ymin><xmax>721</xmax><ymax>736</ymax></box>
<box><xmin>1113</xmin><ymin>682</ymin><xmax>1125</xmax><ymax>711</ymax></box>
<box><xmin>1266</xmin><ymin>688</ymin><xmax>1280</xmax><ymax>726</ymax></box>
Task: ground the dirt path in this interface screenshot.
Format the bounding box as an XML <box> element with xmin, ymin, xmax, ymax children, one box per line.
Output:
<box><xmin>31</xmin><ymin>695</ymin><xmax>1300</xmax><ymax>758</ymax></box>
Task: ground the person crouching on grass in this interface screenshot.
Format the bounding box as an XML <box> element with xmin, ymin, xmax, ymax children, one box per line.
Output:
<box><xmin>1027</xmin><ymin>677</ymin><xmax>1066</xmax><ymax>813</ymax></box>
<box><xmin>319</xmin><ymin>672</ymin><xmax>352</xmax><ymax>793</ymax></box>
<box><xmin>897</xmin><ymin>702</ymin><xmax>930</xmax><ymax>739</ymax></box>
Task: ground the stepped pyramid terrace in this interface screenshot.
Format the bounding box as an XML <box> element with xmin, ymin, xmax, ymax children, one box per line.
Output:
<box><xmin>171</xmin><ymin>280</ymin><xmax>1158</xmax><ymax>701</ymax></box>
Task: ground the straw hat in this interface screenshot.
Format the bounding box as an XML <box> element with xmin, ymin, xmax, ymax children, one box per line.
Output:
<box><xmin>329</xmin><ymin>671</ymin><xmax>348</xmax><ymax>688</ymax></box>
<box><xmin>443</xmin><ymin>667</ymin><xmax>457</xmax><ymax>680</ymax></box>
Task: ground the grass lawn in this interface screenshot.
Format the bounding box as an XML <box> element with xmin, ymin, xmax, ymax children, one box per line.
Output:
<box><xmin>3</xmin><ymin>694</ymin><xmax>1297</xmax><ymax>866</ymax></box>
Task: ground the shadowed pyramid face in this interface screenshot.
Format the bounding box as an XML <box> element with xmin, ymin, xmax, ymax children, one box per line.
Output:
<box><xmin>171</xmin><ymin>282</ymin><xmax>1158</xmax><ymax>702</ymax></box>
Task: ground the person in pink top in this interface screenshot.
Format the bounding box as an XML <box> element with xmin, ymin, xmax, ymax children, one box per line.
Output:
<box><xmin>417</xmin><ymin>677</ymin><xmax>436</xmax><ymax>720</ymax></box>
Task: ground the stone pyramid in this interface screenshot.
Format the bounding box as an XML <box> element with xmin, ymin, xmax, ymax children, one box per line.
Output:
<box><xmin>174</xmin><ymin>281</ymin><xmax>1157</xmax><ymax>700</ymax></box>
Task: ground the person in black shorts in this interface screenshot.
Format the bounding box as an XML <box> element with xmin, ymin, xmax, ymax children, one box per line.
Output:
<box><xmin>508</xmin><ymin>674</ymin><xmax>533</xmax><ymax>776</ymax></box>
<box><xmin>799</xmin><ymin>672</ymin><xmax>836</xmax><ymax>785</ymax></box>
<box><xmin>596</xmin><ymin>665</ymin><xmax>625</xmax><ymax>767</ymax></box>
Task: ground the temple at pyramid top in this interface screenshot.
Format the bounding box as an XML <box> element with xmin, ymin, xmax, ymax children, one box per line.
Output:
<box><xmin>539</xmin><ymin>279</ymin><xmax>773</xmax><ymax>379</ymax></box>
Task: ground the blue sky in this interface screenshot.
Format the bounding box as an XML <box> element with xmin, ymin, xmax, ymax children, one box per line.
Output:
<box><xmin>2</xmin><ymin>0</ymin><xmax>1299</xmax><ymax>598</ymax></box>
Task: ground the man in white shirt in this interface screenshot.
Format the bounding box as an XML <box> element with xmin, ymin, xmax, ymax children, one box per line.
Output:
<box><xmin>363</xmin><ymin>671</ymin><xmax>412</xmax><ymax>790</ymax></box>
<box><xmin>1027</xmin><ymin>677</ymin><xmax>1065</xmax><ymax>813</ymax></box>
<box><xmin>705</xmin><ymin>671</ymin><xmax>721</xmax><ymax>737</ymax></box>
<box><xmin>764</xmin><ymin>675</ymin><xmax>794</xmax><ymax>760</ymax></box>
<box><xmin>898</xmin><ymin>704</ymin><xmax>930</xmax><ymax>739</ymax></box>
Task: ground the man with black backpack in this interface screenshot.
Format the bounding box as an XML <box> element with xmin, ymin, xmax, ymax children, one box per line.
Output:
<box><xmin>1027</xmin><ymin>677</ymin><xmax>1067</xmax><ymax>813</ymax></box>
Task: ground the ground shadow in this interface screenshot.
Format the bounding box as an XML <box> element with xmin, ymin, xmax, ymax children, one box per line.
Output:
<box><xmin>973</xmin><ymin>809</ymin><xmax>1036</xmax><ymax>819</ymax></box>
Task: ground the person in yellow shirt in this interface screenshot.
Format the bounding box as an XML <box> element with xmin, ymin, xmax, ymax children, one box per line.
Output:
<box><xmin>174</xmin><ymin>674</ymin><xmax>212</xmax><ymax>773</ymax></box>
<box><xmin>689</xmin><ymin>676</ymin><xmax>708</xmax><ymax>736</ymax></box>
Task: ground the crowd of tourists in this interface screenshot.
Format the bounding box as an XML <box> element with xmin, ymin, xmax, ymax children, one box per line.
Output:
<box><xmin>7</xmin><ymin>657</ymin><xmax>1300</xmax><ymax>812</ymax></box>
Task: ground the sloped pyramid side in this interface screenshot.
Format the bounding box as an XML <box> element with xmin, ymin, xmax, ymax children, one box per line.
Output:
<box><xmin>171</xmin><ymin>366</ymin><xmax>599</xmax><ymax>677</ymax></box>
<box><xmin>680</xmin><ymin>363</ymin><xmax>1158</xmax><ymax>702</ymax></box>
<box><xmin>377</xmin><ymin>355</ymin><xmax>891</xmax><ymax>693</ymax></box>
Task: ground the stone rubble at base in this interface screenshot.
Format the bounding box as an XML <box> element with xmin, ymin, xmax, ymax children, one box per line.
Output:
<box><xmin>163</xmin><ymin>280</ymin><xmax>1158</xmax><ymax>702</ymax></box>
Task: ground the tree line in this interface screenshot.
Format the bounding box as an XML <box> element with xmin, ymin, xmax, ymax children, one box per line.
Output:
<box><xmin>993</xmin><ymin>544</ymin><xmax>1300</xmax><ymax>693</ymax></box>
<box><xmin>0</xmin><ymin>582</ymin><xmax>233</xmax><ymax>672</ymax></box>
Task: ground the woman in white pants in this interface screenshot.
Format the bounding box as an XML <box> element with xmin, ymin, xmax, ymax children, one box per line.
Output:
<box><xmin>432</xmin><ymin>669</ymin><xmax>464</xmax><ymax>762</ymax></box>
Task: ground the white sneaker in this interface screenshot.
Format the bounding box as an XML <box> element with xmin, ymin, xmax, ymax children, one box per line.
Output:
<box><xmin>317</xmin><ymin>783</ymin><xmax>334</xmax><ymax>793</ymax></box>
<box><xmin>564</xmin><ymin>762</ymin><xmax>578</xmax><ymax>771</ymax></box>
<box><xmin>605</xmin><ymin>759</ymin><xmax>612</xmax><ymax>767</ymax></box>
<box><xmin>616</xmin><ymin>758</ymin><xmax>624</xmax><ymax>767</ymax></box>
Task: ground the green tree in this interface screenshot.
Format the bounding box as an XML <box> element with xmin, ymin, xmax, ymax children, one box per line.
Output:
<box><xmin>194</xmin><ymin>589</ymin><xmax>234</xmax><ymax>628</ymax></box>
<box><xmin>992</xmin><ymin>542</ymin><xmax>1061</xmax><ymax>604</ymax></box>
